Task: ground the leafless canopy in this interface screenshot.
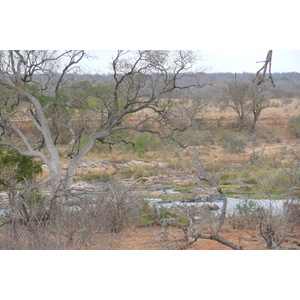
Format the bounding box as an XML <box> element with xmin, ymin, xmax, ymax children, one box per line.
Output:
<box><xmin>252</xmin><ymin>50</ymin><xmax>275</xmax><ymax>87</ymax></box>
<box><xmin>0</xmin><ymin>50</ymin><xmax>209</xmax><ymax>194</ymax></box>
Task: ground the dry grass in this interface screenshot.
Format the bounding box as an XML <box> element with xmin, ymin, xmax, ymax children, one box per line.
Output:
<box><xmin>31</xmin><ymin>98</ymin><xmax>300</xmax><ymax>183</ymax></box>
<box><xmin>2</xmin><ymin>98</ymin><xmax>300</xmax><ymax>250</ymax></box>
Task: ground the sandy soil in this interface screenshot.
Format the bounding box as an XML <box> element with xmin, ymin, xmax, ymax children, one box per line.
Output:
<box><xmin>87</xmin><ymin>224</ymin><xmax>300</xmax><ymax>250</ymax></box>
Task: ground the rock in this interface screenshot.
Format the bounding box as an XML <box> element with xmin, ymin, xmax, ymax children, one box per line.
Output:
<box><xmin>77</xmin><ymin>163</ymin><xmax>89</xmax><ymax>170</ymax></box>
<box><xmin>150</xmin><ymin>161</ymin><xmax>167</xmax><ymax>168</ymax></box>
<box><xmin>206</xmin><ymin>193</ymin><xmax>226</xmax><ymax>202</ymax></box>
<box><xmin>71</xmin><ymin>180</ymin><xmax>94</xmax><ymax>189</ymax></box>
<box><xmin>202</xmin><ymin>202</ymin><xmax>220</xmax><ymax>210</ymax></box>
<box><xmin>136</xmin><ymin>177</ymin><xmax>150</xmax><ymax>183</ymax></box>
<box><xmin>0</xmin><ymin>192</ymin><xmax>9</xmax><ymax>204</ymax></box>
<box><xmin>157</xmin><ymin>200</ymin><xmax>172</xmax><ymax>204</ymax></box>
<box><xmin>125</xmin><ymin>160</ymin><xmax>167</xmax><ymax>169</ymax></box>
<box><xmin>126</xmin><ymin>160</ymin><xmax>150</xmax><ymax>166</ymax></box>
<box><xmin>181</xmin><ymin>198</ymin><xmax>203</xmax><ymax>203</ymax></box>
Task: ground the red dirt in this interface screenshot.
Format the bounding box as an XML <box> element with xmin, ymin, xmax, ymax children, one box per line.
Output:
<box><xmin>87</xmin><ymin>224</ymin><xmax>300</xmax><ymax>250</ymax></box>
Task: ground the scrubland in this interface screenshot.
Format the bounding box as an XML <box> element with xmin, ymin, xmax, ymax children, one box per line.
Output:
<box><xmin>1</xmin><ymin>97</ymin><xmax>300</xmax><ymax>250</ymax></box>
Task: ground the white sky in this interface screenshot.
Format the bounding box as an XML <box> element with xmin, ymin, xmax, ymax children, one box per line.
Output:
<box><xmin>2</xmin><ymin>2</ymin><xmax>300</xmax><ymax>75</ymax></box>
<box><xmin>81</xmin><ymin>50</ymin><xmax>300</xmax><ymax>74</ymax></box>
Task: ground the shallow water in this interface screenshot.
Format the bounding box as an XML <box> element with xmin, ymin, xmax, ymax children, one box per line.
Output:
<box><xmin>146</xmin><ymin>197</ymin><xmax>286</xmax><ymax>214</ymax></box>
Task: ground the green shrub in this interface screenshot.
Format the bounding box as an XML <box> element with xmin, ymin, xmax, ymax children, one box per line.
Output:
<box><xmin>130</xmin><ymin>133</ymin><xmax>162</xmax><ymax>156</ymax></box>
<box><xmin>0</xmin><ymin>149</ymin><xmax>43</xmax><ymax>188</ymax></box>
<box><xmin>262</xmin><ymin>170</ymin><xmax>291</xmax><ymax>189</ymax></box>
<box><xmin>231</xmin><ymin>199</ymin><xmax>264</xmax><ymax>229</ymax></box>
<box><xmin>219</xmin><ymin>171</ymin><xmax>239</xmax><ymax>185</ymax></box>
<box><xmin>172</xmin><ymin>130</ymin><xmax>214</xmax><ymax>147</ymax></box>
<box><xmin>174</xmin><ymin>216</ymin><xmax>190</xmax><ymax>225</ymax></box>
<box><xmin>217</xmin><ymin>130</ymin><xmax>247</xmax><ymax>153</ymax></box>
<box><xmin>235</xmin><ymin>200</ymin><xmax>264</xmax><ymax>217</ymax></box>
<box><xmin>224</xmin><ymin>139</ymin><xmax>245</xmax><ymax>153</ymax></box>
<box><xmin>79</xmin><ymin>170</ymin><xmax>113</xmax><ymax>182</ymax></box>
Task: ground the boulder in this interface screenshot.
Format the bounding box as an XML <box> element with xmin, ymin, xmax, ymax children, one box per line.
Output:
<box><xmin>202</xmin><ymin>202</ymin><xmax>220</xmax><ymax>210</ymax></box>
<box><xmin>206</xmin><ymin>193</ymin><xmax>226</xmax><ymax>202</ymax></box>
<box><xmin>157</xmin><ymin>200</ymin><xmax>172</xmax><ymax>205</ymax></box>
<box><xmin>181</xmin><ymin>198</ymin><xmax>203</xmax><ymax>203</ymax></box>
<box><xmin>0</xmin><ymin>192</ymin><xmax>9</xmax><ymax>204</ymax></box>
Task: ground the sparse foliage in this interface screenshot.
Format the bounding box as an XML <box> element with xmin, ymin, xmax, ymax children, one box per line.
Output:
<box><xmin>220</xmin><ymin>77</ymin><xmax>249</xmax><ymax>130</ymax></box>
<box><xmin>0</xmin><ymin>50</ymin><xmax>208</xmax><ymax>199</ymax></box>
<box><xmin>248</xmin><ymin>81</ymin><xmax>277</xmax><ymax>133</ymax></box>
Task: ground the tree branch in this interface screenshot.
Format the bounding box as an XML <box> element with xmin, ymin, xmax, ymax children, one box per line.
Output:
<box><xmin>252</xmin><ymin>50</ymin><xmax>275</xmax><ymax>87</ymax></box>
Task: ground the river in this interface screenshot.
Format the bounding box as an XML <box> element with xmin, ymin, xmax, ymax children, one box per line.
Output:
<box><xmin>0</xmin><ymin>191</ymin><xmax>288</xmax><ymax>218</ymax></box>
<box><xmin>146</xmin><ymin>195</ymin><xmax>286</xmax><ymax>214</ymax></box>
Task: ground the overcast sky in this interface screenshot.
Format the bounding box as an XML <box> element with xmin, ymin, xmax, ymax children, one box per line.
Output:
<box><xmin>81</xmin><ymin>50</ymin><xmax>300</xmax><ymax>74</ymax></box>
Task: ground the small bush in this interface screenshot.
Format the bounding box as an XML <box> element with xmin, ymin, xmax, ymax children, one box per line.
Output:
<box><xmin>130</xmin><ymin>133</ymin><xmax>162</xmax><ymax>156</ymax></box>
<box><xmin>235</xmin><ymin>200</ymin><xmax>264</xmax><ymax>216</ymax></box>
<box><xmin>284</xmin><ymin>201</ymin><xmax>300</xmax><ymax>227</ymax></box>
<box><xmin>219</xmin><ymin>171</ymin><xmax>239</xmax><ymax>185</ymax></box>
<box><xmin>257</xmin><ymin>128</ymin><xmax>281</xmax><ymax>143</ymax></box>
<box><xmin>92</xmin><ymin>181</ymin><xmax>140</xmax><ymax>233</ymax></box>
<box><xmin>118</xmin><ymin>164</ymin><xmax>157</xmax><ymax>180</ymax></box>
<box><xmin>173</xmin><ymin>130</ymin><xmax>214</xmax><ymax>147</ymax></box>
<box><xmin>261</xmin><ymin>170</ymin><xmax>291</xmax><ymax>190</ymax></box>
<box><xmin>225</xmin><ymin>139</ymin><xmax>245</xmax><ymax>153</ymax></box>
<box><xmin>231</xmin><ymin>199</ymin><xmax>264</xmax><ymax>229</ymax></box>
<box><xmin>217</xmin><ymin>130</ymin><xmax>247</xmax><ymax>153</ymax></box>
<box><xmin>79</xmin><ymin>169</ymin><xmax>114</xmax><ymax>182</ymax></box>
<box><xmin>287</xmin><ymin>115</ymin><xmax>300</xmax><ymax>138</ymax></box>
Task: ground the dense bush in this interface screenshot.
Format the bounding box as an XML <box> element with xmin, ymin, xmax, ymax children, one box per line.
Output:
<box><xmin>93</xmin><ymin>181</ymin><xmax>140</xmax><ymax>233</ymax></box>
<box><xmin>0</xmin><ymin>180</ymin><xmax>140</xmax><ymax>249</ymax></box>
<box><xmin>130</xmin><ymin>133</ymin><xmax>162</xmax><ymax>155</ymax></box>
<box><xmin>0</xmin><ymin>149</ymin><xmax>43</xmax><ymax>189</ymax></box>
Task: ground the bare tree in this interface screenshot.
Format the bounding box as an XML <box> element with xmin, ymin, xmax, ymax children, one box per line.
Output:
<box><xmin>63</xmin><ymin>50</ymin><xmax>210</xmax><ymax>189</ymax></box>
<box><xmin>220</xmin><ymin>75</ymin><xmax>249</xmax><ymax>130</ymax></box>
<box><xmin>252</xmin><ymin>50</ymin><xmax>275</xmax><ymax>87</ymax></box>
<box><xmin>149</xmin><ymin>144</ymin><xmax>262</xmax><ymax>249</ymax></box>
<box><xmin>257</xmin><ymin>202</ymin><xmax>288</xmax><ymax>249</ymax></box>
<box><xmin>248</xmin><ymin>81</ymin><xmax>277</xmax><ymax>133</ymax></box>
<box><xmin>0</xmin><ymin>50</ymin><xmax>208</xmax><ymax>207</ymax></box>
<box><xmin>0</xmin><ymin>50</ymin><xmax>85</xmax><ymax>200</ymax></box>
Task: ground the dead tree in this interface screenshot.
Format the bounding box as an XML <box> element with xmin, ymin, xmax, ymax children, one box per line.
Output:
<box><xmin>252</xmin><ymin>50</ymin><xmax>275</xmax><ymax>87</ymax></box>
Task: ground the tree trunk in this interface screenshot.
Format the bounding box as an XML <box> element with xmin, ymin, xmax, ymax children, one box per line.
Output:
<box><xmin>250</xmin><ymin>112</ymin><xmax>259</xmax><ymax>133</ymax></box>
<box><xmin>65</xmin><ymin>131</ymin><xmax>107</xmax><ymax>190</ymax></box>
<box><xmin>48</xmin><ymin>161</ymin><xmax>62</xmax><ymax>197</ymax></box>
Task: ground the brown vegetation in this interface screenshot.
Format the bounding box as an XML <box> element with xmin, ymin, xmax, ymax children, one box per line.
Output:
<box><xmin>1</xmin><ymin>51</ymin><xmax>299</xmax><ymax>250</ymax></box>
<box><xmin>1</xmin><ymin>97</ymin><xmax>299</xmax><ymax>250</ymax></box>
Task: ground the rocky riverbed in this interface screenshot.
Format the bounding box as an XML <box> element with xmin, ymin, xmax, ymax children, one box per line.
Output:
<box><xmin>0</xmin><ymin>160</ymin><xmax>288</xmax><ymax>217</ymax></box>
